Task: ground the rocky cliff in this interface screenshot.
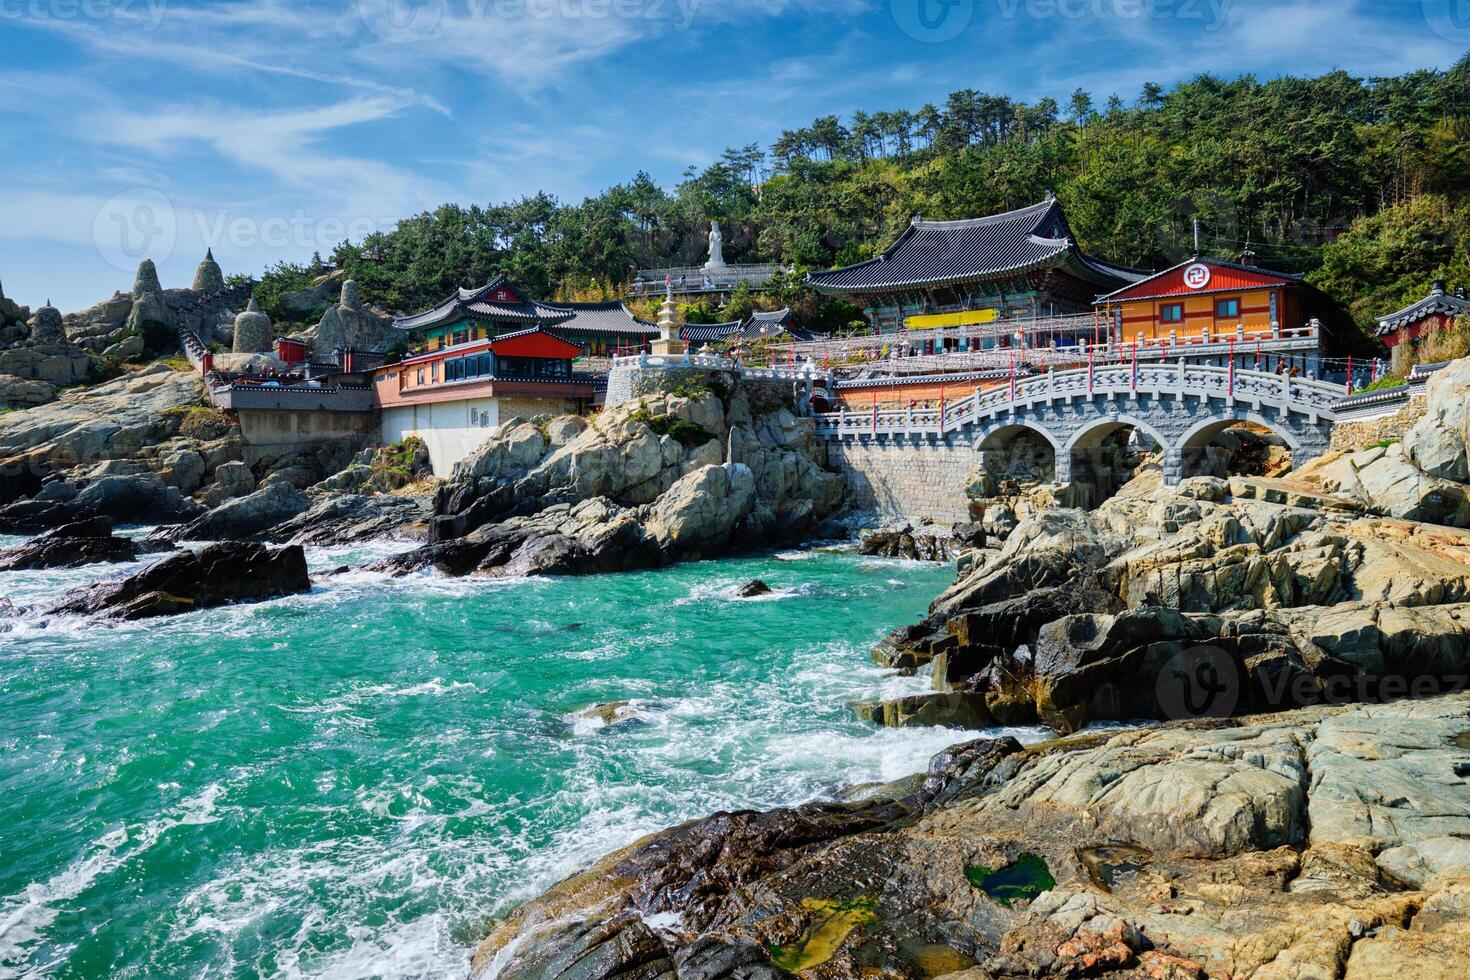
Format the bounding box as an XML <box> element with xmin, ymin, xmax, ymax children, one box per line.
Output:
<box><xmin>859</xmin><ymin>358</ymin><xmax>1470</xmax><ymax>734</ymax></box>
<box><xmin>374</xmin><ymin>376</ymin><xmax>846</xmax><ymax>577</ymax></box>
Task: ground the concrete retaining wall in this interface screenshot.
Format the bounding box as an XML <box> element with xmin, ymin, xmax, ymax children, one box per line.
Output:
<box><xmin>383</xmin><ymin>396</ymin><xmax>579</xmax><ymax>476</ymax></box>
<box><xmin>236</xmin><ymin>407</ymin><xmax>380</xmax><ymax>467</ymax></box>
<box><xmin>825</xmin><ymin>436</ymin><xmax>973</xmax><ymax>523</ymax></box>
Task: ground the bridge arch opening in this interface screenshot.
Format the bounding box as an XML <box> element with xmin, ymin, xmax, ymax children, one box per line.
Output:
<box><xmin>1179</xmin><ymin>417</ymin><xmax>1297</xmax><ymax>480</ymax></box>
<box><xmin>972</xmin><ymin>424</ymin><xmax>1058</xmax><ymax>496</ymax></box>
<box><xmin>1065</xmin><ymin>417</ymin><xmax>1169</xmax><ymax>505</ymax></box>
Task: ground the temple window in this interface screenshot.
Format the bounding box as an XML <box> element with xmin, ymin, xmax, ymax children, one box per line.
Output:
<box><xmin>1215</xmin><ymin>298</ymin><xmax>1241</xmax><ymax>319</ymax></box>
<box><xmin>1160</xmin><ymin>303</ymin><xmax>1184</xmax><ymax>323</ymax></box>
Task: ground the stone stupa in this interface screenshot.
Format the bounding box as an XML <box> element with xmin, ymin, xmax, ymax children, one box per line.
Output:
<box><xmin>29</xmin><ymin>301</ymin><xmax>65</xmax><ymax>345</ymax></box>
<box><xmin>192</xmin><ymin>248</ymin><xmax>224</xmax><ymax>293</ymax></box>
<box><xmin>232</xmin><ymin>297</ymin><xmax>273</xmax><ymax>354</ymax></box>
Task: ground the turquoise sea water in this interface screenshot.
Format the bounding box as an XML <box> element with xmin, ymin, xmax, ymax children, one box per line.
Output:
<box><xmin>0</xmin><ymin>535</ymin><xmax>1047</xmax><ymax>978</ymax></box>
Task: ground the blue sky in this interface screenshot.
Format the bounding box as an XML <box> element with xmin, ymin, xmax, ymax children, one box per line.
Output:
<box><xmin>2</xmin><ymin>0</ymin><xmax>1468</xmax><ymax>312</ymax></box>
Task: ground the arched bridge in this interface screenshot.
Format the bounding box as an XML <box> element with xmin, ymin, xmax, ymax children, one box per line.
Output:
<box><xmin>815</xmin><ymin>362</ymin><xmax>1343</xmax><ymax>486</ymax></box>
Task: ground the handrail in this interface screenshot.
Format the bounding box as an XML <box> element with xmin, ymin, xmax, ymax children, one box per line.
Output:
<box><xmin>815</xmin><ymin>363</ymin><xmax>1342</xmax><ymax>437</ymax></box>
<box><xmin>610</xmin><ymin>350</ymin><xmax>827</xmax><ymax>383</ymax></box>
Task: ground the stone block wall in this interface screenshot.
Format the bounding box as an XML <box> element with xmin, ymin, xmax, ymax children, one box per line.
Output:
<box><xmin>1329</xmin><ymin>397</ymin><xmax>1426</xmax><ymax>453</ymax></box>
<box><xmin>606</xmin><ymin>365</ymin><xmax>717</xmax><ymax>406</ymax></box>
<box><xmin>825</xmin><ymin>436</ymin><xmax>973</xmax><ymax>523</ymax></box>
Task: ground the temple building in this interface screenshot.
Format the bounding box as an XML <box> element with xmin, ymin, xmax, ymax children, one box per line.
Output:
<box><xmin>805</xmin><ymin>197</ymin><xmax>1148</xmax><ymax>332</ymax></box>
<box><xmin>393</xmin><ymin>279</ymin><xmax>658</xmax><ymax>357</ymax></box>
<box><xmin>1093</xmin><ymin>255</ymin><xmax>1335</xmax><ymax>348</ymax></box>
<box><xmin>374</xmin><ymin>326</ymin><xmax>595</xmax><ymax>475</ymax></box>
<box><xmin>393</xmin><ymin>277</ymin><xmax>576</xmax><ymax>351</ymax></box>
<box><xmin>1376</xmin><ymin>280</ymin><xmax>1470</xmax><ymax>372</ymax></box>
<box><xmin>554</xmin><ymin>301</ymin><xmax>658</xmax><ymax>355</ymax></box>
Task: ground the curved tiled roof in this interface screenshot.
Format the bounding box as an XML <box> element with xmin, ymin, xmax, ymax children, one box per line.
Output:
<box><xmin>551</xmin><ymin>300</ymin><xmax>658</xmax><ymax>335</ymax></box>
<box><xmin>465</xmin><ymin>299</ymin><xmax>574</xmax><ymax>323</ymax></box>
<box><xmin>394</xmin><ymin>276</ymin><xmax>573</xmax><ymax>331</ymax></box>
<box><xmin>681</xmin><ymin>321</ymin><xmax>744</xmax><ymax>343</ymax></box>
<box><xmin>1376</xmin><ymin>283</ymin><xmax>1470</xmax><ymax>335</ymax></box>
<box><xmin>805</xmin><ymin>199</ymin><xmax>1148</xmax><ymax>294</ymax></box>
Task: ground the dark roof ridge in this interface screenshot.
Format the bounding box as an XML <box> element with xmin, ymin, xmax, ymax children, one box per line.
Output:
<box><xmin>909</xmin><ymin>199</ymin><xmax>1056</xmax><ymax>230</ymax></box>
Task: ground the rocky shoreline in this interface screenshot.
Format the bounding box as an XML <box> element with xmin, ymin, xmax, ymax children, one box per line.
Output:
<box><xmin>471</xmin><ymin>694</ymin><xmax>1470</xmax><ymax>979</ymax></box>
<box><xmin>462</xmin><ymin>360</ymin><xmax>1470</xmax><ymax>978</ymax></box>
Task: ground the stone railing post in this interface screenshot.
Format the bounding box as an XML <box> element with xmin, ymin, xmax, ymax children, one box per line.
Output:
<box><xmin>1176</xmin><ymin>358</ymin><xmax>1186</xmax><ymax>392</ymax></box>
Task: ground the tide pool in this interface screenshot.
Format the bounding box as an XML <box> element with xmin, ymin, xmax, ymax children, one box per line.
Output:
<box><xmin>0</xmin><ymin>538</ymin><xmax>1046</xmax><ymax>978</ymax></box>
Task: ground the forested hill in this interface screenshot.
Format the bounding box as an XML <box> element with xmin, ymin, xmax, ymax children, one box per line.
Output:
<box><xmin>261</xmin><ymin>57</ymin><xmax>1470</xmax><ymax>339</ymax></box>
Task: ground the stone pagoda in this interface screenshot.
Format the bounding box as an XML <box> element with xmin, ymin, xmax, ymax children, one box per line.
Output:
<box><xmin>650</xmin><ymin>280</ymin><xmax>686</xmax><ymax>356</ymax></box>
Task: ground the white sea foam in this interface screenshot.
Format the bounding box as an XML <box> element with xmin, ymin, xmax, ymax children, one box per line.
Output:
<box><xmin>0</xmin><ymin>784</ymin><xmax>224</xmax><ymax>968</ymax></box>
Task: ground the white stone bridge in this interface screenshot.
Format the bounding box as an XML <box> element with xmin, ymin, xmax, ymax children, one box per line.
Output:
<box><xmin>814</xmin><ymin>362</ymin><xmax>1344</xmax><ymax>520</ymax></box>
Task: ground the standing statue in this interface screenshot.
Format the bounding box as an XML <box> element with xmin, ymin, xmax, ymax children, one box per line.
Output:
<box><xmin>704</xmin><ymin>220</ymin><xmax>726</xmax><ymax>270</ymax></box>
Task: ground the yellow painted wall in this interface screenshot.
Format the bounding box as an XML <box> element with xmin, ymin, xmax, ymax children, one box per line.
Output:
<box><xmin>1113</xmin><ymin>287</ymin><xmax>1279</xmax><ymax>342</ymax></box>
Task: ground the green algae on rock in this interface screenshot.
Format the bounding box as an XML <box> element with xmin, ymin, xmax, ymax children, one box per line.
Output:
<box><xmin>965</xmin><ymin>852</ymin><xmax>1056</xmax><ymax>907</ymax></box>
<box><xmin>767</xmin><ymin>896</ymin><xmax>878</xmax><ymax>973</ymax></box>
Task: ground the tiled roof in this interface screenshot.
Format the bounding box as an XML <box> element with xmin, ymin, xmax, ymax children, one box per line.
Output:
<box><xmin>552</xmin><ymin>301</ymin><xmax>658</xmax><ymax>335</ymax></box>
<box><xmin>394</xmin><ymin>276</ymin><xmax>573</xmax><ymax>331</ymax></box>
<box><xmin>465</xmin><ymin>299</ymin><xmax>574</xmax><ymax>323</ymax></box>
<box><xmin>681</xmin><ymin>321</ymin><xmax>744</xmax><ymax>343</ymax></box>
<box><xmin>806</xmin><ymin>199</ymin><xmax>1148</xmax><ymax>294</ymax></box>
<box><xmin>1376</xmin><ymin>283</ymin><xmax>1470</xmax><ymax>335</ymax></box>
<box><xmin>678</xmin><ymin>309</ymin><xmax>827</xmax><ymax>345</ymax></box>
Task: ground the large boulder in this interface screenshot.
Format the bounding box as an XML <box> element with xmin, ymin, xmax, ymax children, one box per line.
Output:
<box><xmin>0</xmin><ymin>345</ymin><xmax>95</xmax><ymax>386</ymax></box>
<box><xmin>277</xmin><ymin>270</ymin><xmax>344</xmax><ymax>315</ymax></box>
<box><xmin>0</xmin><ymin>279</ymin><xmax>29</xmax><ymax>329</ymax></box>
<box><xmin>0</xmin><ymin>375</ymin><xmax>57</xmax><ymax>407</ymax></box>
<box><xmin>123</xmin><ymin>289</ymin><xmax>174</xmax><ymax>337</ymax></box>
<box><xmin>646</xmin><ymin>463</ymin><xmax>755</xmax><ymax>555</ymax></box>
<box><xmin>202</xmin><ymin>460</ymin><xmax>257</xmax><ymax>505</ymax></box>
<box><xmin>262</xmin><ymin>493</ymin><xmax>430</xmax><ymax>546</ymax></box>
<box><xmin>1403</xmin><ymin>358</ymin><xmax>1470</xmax><ymax>482</ymax></box>
<box><xmin>161</xmin><ymin>482</ymin><xmax>311</xmax><ymax>542</ymax></box>
<box><xmin>310</xmin><ymin>279</ymin><xmax>390</xmax><ymax>357</ymax></box>
<box><xmin>46</xmin><ymin>541</ymin><xmax>310</xmax><ymax>619</ymax></box>
<box><xmin>0</xmin><ymin>473</ymin><xmax>205</xmax><ymax>534</ymax></box>
<box><xmin>0</xmin><ymin>516</ymin><xmax>138</xmax><ymax>570</ymax></box>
